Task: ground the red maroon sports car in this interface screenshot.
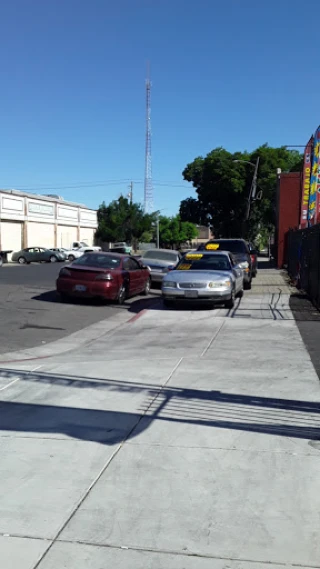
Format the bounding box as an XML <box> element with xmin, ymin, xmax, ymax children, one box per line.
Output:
<box><xmin>56</xmin><ymin>252</ymin><xmax>151</xmax><ymax>304</ymax></box>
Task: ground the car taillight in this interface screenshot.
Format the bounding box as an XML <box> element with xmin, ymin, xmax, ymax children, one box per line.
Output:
<box><xmin>250</xmin><ymin>254</ymin><xmax>255</xmax><ymax>263</ymax></box>
<box><xmin>95</xmin><ymin>273</ymin><xmax>113</xmax><ymax>281</ymax></box>
<box><xmin>59</xmin><ymin>268</ymin><xmax>71</xmax><ymax>277</ymax></box>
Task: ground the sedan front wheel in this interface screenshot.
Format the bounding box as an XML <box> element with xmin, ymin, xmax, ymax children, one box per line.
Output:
<box><xmin>225</xmin><ymin>289</ymin><xmax>235</xmax><ymax>309</ymax></box>
<box><xmin>18</xmin><ymin>256</ymin><xmax>27</xmax><ymax>264</ymax></box>
<box><xmin>142</xmin><ymin>277</ymin><xmax>151</xmax><ymax>296</ymax></box>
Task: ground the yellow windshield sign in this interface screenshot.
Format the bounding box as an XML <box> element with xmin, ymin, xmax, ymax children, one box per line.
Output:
<box><xmin>205</xmin><ymin>243</ymin><xmax>219</xmax><ymax>250</ymax></box>
<box><xmin>178</xmin><ymin>263</ymin><xmax>192</xmax><ymax>270</ymax></box>
<box><xmin>185</xmin><ymin>253</ymin><xmax>203</xmax><ymax>260</ymax></box>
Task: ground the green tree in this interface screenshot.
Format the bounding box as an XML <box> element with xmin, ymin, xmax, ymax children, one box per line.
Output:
<box><xmin>96</xmin><ymin>196</ymin><xmax>154</xmax><ymax>249</ymax></box>
<box><xmin>158</xmin><ymin>215</ymin><xmax>198</xmax><ymax>248</ymax></box>
<box><xmin>180</xmin><ymin>145</ymin><xmax>302</xmax><ymax>240</ymax></box>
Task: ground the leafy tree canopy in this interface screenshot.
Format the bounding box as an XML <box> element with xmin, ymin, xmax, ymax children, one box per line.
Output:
<box><xmin>96</xmin><ymin>196</ymin><xmax>155</xmax><ymax>248</ymax></box>
<box><xmin>180</xmin><ymin>145</ymin><xmax>302</xmax><ymax>240</ymax></box>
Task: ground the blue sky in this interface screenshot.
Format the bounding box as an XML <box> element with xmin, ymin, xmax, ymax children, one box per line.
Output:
<box><xmin>0</xmin><ymin>0</ymin><xmax>318</xmax><ymax>214</ymax></box>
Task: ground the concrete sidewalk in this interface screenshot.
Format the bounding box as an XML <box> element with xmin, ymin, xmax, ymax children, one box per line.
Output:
<box><xmin>0</xmin><ymin>268</ymin><xmax>320</xmax><ymax>569</ymax></box>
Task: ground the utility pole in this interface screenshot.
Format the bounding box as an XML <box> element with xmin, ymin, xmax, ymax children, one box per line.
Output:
<box><xmin>245</xmin><ymin>156</ymin><xmax>260</xmax><ymax>220</ymax></box>
<box><xmin>156</xmin><ymin>214</ymin><xmax>160</xmax><ymax>249</ymax></box>
<box><xmin>144</xmin><ymin>62</ymin><xmax>154</xmax><ymax>213</ymax></box>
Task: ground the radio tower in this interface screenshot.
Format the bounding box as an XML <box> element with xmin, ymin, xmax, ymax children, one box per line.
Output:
<box><xmin>144</xmin><ymin>64</ymin><xmax>153</xmax><ymax>212</ymax></box>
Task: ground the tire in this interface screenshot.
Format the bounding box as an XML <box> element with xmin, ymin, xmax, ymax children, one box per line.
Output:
<box><xmin>237</xmin><ymin>288</ymin><xmax>244</xmax><ymax>298</ymax></box>
<box><xmin>18</xmin><ymin>257</ymin><xmax>27</xmax><ymax>264</ymax></box>
<box><xmin>163</xmin><ymin>298</ymin><xmax>175</xmax><ymax>309</ymax></box>
<box><xmin>225</xmin><ymin>289</ymin><xmax>235</xmax><ymax>309</ymax></box>
<box><xmin>142</xmin><ymin>277</ymin><xmax>151</xmax><ymax>296</ymax></box>
<box><xmin>50</xmin><ymin>255</ymin><xmax>58</xmax><ymax>263</ymax></box>
<box><xmin>244</xmin><ymin>279</ymin><xmax>252</xmax><ymax>290</ymax></box>
<box><xmin>68</xmin><ymin>255</ymin><xmax>75</xmax><ymax>262</ymax></box>
<box><xmin>117</xmin><ymin>283</ymin><xmax>127</xmax><ymax>305</ymax></box>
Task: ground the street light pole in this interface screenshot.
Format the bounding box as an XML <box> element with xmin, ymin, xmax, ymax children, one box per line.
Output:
<box><xmin>156</xmin><ymin>214</ymin><xmax>160</xmax><ymax>249</ymax></box>
<box><xmin>234</xmin><ymin>157</ymin><xmax>260</xmax><ymax>221</ymax></box>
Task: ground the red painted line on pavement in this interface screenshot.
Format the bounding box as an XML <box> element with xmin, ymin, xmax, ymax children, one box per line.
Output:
<box><xmin>128</xmin><ymin>309</ymin><xmax>148</xmax><ymax>323</ymax></box>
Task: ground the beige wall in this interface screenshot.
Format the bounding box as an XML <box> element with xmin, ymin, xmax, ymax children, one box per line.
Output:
<box><xmin>28</xmin><ymin>222</ymin><xmax>55</xmax><ymax>249</ymax></box>
<box><xmin>79</xmin><ymin>227</ymin><xmax>95</xmax><ymax>245</ymax></box>
<box><xmin>57</xmin><ymin>226</ymin><xmax>78</xmax><ymax>248</ymax></box>
<box><xmin>0</xmin><ymin>221</ymin><xmax>23</xmax><ymax>260</ymax></box>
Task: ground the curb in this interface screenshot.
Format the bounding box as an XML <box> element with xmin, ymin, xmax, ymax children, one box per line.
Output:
<box><xmin>0</xmin><ymin>310</ymin><xmax>138</xmax><ymax>365</ymax></box>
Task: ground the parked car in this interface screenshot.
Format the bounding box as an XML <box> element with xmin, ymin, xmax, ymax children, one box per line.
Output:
<box><xmin>140</xmin><ymin>249</ymin><xmax>181</xmax><ymax>283</ymax></box>
<box><xmin>56</xmin><ymin>251</ymin><xmax>151</xmax><ymax>304</ymax></box>
<box><xmin>66</xmin><ymin>247</ymin><xmax>97</xmax><ymax>262</ymax></box>
<box><xmin>198</xmin><ymin>239</ymin><xmax>253</xmax><ymax>289</ymax></box>
<box><xmin>247</xmin><ymin>242</ymin><xmax>258</xmax><ymax>277</ymax></box>
<box><xmin>12</xmin><ymin>247</ymin><xmax>67</xmax><ymax>264</ymax></box>
<box><xmin>162</xmin><ymin>251</ymin><xmax>244</xmax><ymax>308</ymax></box>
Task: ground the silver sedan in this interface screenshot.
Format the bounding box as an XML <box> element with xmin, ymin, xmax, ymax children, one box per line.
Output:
<box><xmin>161</xmin><ymin>251</ymin><xmax>244</xmax><ymax>308</ymax></box>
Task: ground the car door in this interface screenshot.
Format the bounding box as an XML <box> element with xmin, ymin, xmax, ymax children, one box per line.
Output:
<box><xmin>230</xmin><ymin>254</ymin><xmax>242</xmax><ymax>292</ymax></box>
<box><xmin>38</xmin><ymin>248</ymin><xmax>49</xmax><ymax>262</ymax></box>
<box><xmin>26</xmin><ymin>248</ymin><xmax>38</xmax><ymax>262</ymax></box>
<box><xmin>123</xmin><ymin>257</ymin><xmax>141</xmax><ymax>295</ymax></box>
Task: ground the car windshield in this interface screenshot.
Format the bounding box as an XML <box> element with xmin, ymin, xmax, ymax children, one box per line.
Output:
<box><xmin>73</xmin><ymin>253</ymin><xmax>121</xmax><ymax>269</ymax></box>
<box><xmin>142</xmin><ymin>250</ymin><xmax>177</xmax><ymax>262</ymax></box>
<box><xmin>203</xmin><ymin>240</ymin><xmax>247</xmax><ymax>254</ymax></box>
<box><xmin>176</xmin><ymin>253</ymin><xmax>231</xmax><ymax>271</ymax></box>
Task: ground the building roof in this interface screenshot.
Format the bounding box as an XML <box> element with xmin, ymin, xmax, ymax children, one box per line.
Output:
<box><xmin>0</xmin><ymin>188</ymin><xmax>95</xmax><ymax>211</ymax></box>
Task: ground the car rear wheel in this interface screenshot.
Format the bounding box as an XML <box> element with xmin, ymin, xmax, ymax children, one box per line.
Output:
<box><xmin>225</xmin><ymin>289</ymin><xmax>235</xmax><ymax>309</ymax></box>
<box><xmin>68</xmin><ymin>254</ymin><xmax>75</xmax><ymax>262</ymax></box>
<box><xmin>50</xmin><ymin>255</ymin><xmax>57</xmax><ymax>263</ymax></box>
<box><xmin>142</xmin><ymin>277</ymin><xmax>151</xmax><ymax>296</ymax></box>
<box><xmin>18</xmin><ymin>256</ymin><xmax>27</xmax><ymax>264</ymax></box>
<box><xmin>117</xmin><ymin>283</ymin><xmax>127</xmax><ymax>305</ymax></box>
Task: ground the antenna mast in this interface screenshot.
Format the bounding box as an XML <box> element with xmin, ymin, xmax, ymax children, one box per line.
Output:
<box><xmin>144</xmin><ymin>63</ymin><xmax>153</xmax><ymax>212</ymax></box>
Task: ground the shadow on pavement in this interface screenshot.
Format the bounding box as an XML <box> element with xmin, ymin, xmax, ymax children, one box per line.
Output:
<box><xmin>1</xmin><ymin>369</ymin><xmax>320</xmax><ymax>444</ymax></box>
<box><xmin>289</xmin><ymin>293</ymin><xmax>320</xmax><ymax>379</ymax></box>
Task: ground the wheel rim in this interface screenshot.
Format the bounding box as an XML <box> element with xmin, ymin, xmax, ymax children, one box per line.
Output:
<box><xmin>50</xmin><ymin>256</ymin><xmax>57</xmax><ymax>263</ymax></box>
<box><xmin>145</xmin><ymin>278</ymin><xmax>151</xmax><ymax>294</ymax></box>
<box><xmin>118</xmin><ymin>285</ymin><xmax>126</xmax><ymax>303</ymax></box>
<box><xmin>18</xmin><ymin>257</ymin><xmax>26</xmax><ymax>264</ymax></box>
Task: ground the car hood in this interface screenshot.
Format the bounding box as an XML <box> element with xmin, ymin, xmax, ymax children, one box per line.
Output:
<box><xmin>143</xmin><ymin>258</ymin><xmax>177</xmax><ymax>268</ymax></box>
<box><xmin>163</xmin><ymin>270</ymin><xmax>232</xmax><ymax>283</ymax></box>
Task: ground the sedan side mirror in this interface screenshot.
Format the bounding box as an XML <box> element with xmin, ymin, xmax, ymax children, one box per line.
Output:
<box><xmin>140</xmin><ymin>265</ymin><xmax>149</xmax><ymax>270</ymax></box>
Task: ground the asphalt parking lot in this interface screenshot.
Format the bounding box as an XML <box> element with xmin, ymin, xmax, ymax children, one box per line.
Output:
<box><xmin>0</xmin><ymin>263</ymin><xmax>161</xmax><ymax>355</ymax></box>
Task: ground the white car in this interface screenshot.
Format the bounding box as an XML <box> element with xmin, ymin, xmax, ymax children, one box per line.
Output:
<box><xmin>66</xmin><ymin>246</ymin><xmax>101</xmax><ymax>262</ymax></box>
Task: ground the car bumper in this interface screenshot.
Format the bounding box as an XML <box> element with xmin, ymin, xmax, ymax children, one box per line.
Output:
<box><xmin>56</xmin><ymin>279</ymin><xmax>119</xmax><ymax>300</ymax></box>
<box><xmin>150</xmin><ymin>271</ymin><xmax>166</xmax><ymax>282</ymax></box>
<box><xmin>162</xmin><ymin>288</ymin><xmax>232</xmax><ymax>303</ymax></box>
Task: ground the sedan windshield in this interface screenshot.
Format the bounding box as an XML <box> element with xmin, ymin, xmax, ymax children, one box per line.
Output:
<box><xmin>73</xmin><ymin>253</ymin><xmax>121</xmax><ymax>269</ymax></box>
<box><xmin>176</xmin><ymin>254</ymin><xmax>231</xmax><ymax>271</ymax></box>
<box><xmin>142</xmin><ymin>250</ymin><xmax>178</xmax><ymax>262</ymax></box>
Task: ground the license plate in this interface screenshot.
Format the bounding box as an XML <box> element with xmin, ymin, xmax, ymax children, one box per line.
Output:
<box><xmin>184</xmin><ymin>290</ymin><xmax>198</xmax><ymax>298</ymax></box>
<box><xmin>74</xmin><ymin>284</ymin><xmax>87</xmax><ymax>292</ymax></box>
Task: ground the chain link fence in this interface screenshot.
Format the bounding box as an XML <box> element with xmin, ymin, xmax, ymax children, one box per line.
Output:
<box><xmin>287</xmin><ymin>225</ymin><xmax>320</xmax><ymax>308</ymax></box>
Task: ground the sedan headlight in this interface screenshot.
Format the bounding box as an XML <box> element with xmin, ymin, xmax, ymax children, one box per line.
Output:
<box><xmin>162</xmin><ymin>281</ymin><xmax>177</xmax><ymax>288</ymax></box>
<box><xmin>238</xmin><ymin>261</ymin><xmax>249</xmax><ymax>269</ymax></box>
<box><xmin>208</xmin><ymin>280</ymin><xmax>231</xmax><ymax>288</ymax></box>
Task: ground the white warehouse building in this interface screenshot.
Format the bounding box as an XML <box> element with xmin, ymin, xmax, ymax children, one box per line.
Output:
<box><xmin>0</xmin><ymin>189</ymin><xmax>98</xmax><ymax>260</ymax></box>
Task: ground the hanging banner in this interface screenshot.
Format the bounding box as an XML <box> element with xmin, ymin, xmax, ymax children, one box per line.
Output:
<box><xmin>308</xmin><ymin>126</ymin><xmax>320</xmax><ymax>225</ymax></box>
<box><xmin>300</xmin><ymin>136</ymin><xmax>313</xmax><ymax>228</ymax></box>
